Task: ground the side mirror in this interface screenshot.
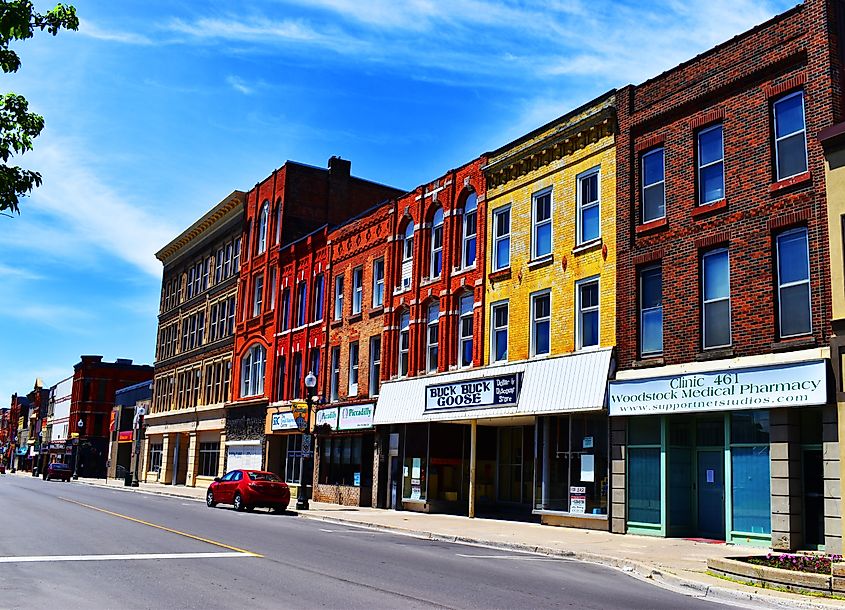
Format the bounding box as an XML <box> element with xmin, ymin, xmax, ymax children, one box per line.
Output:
<box><xmin>213</xmin><ymin>477</ymin><xmax>221</xmax><ymax>483</ymax></box>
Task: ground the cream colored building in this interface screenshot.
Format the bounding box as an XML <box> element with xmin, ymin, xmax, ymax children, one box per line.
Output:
<box><xmin>142</xmin><ymin>191</ymin><xmax>244</xmax><ymax>488</ymax></box>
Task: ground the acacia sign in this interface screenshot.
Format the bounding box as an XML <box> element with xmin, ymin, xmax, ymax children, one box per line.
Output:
<box><xmin>425</xmin><ymin>373</ymin><xmax>522</xmax><ymax>411</ymax></box>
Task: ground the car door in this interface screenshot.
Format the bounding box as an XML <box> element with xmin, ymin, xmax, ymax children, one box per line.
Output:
<box><xmin>218</xmin><ymin>470</ymin><xmax>237</xmax><ymax>503</ymax></box>
<box><xmin>229</xmin><ymin>470</ymin><xmax>244</xmax><ymax>502</ymax></box>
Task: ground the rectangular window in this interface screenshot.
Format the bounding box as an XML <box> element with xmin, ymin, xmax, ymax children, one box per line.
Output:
<box><xmin>463</xmin><ymin>195</ymin><xmax>477</xmax><ymax>268</ymax></box>
<box><xmin>532</xmin><ymin>190</ymin><xmax>552</xmax><ymax>259</ymax></box>
<box><xmin>187</xmin><ymin>267</ymin><xmax>195</xmax><ymax>299</ymax></box>
<box><xmin>252</xmin><ymin>274</ymin><xmax>264</xmax><ymax>317</ymax></box>
<box><xmin>493</xmin><ymin>207</ymin><xmax>511</xmax><ymax>271</ymax></box>
<box><xmin>577</xmin><ymin>168</ymin><xmax>600</xmax><ymax>244</ymax></box>
<box><xmin>201</xmin><ymin>259</ymin><xmax>210</xmax><ymax>292</ymax></box>
<box><xmin>577</xmin><ymin>279</ymin><xmax>599</xmax><ymax>349</ymax></box>
<box><xmin>296</xmin><ymin>282</ymin><xmax>307</xmax><ymax>327</ymax></box>
<box><xmin>698</xmin><ymin>124</ymin><xmax>724</xmax><ymax>205</ymax></box>
<box><xmin>491</xmin><ymin>301</ymin><xmax>508</xmax><ymax>363</ymax></box>
<box><xmin>531</xmin><ymin>291</ymin><xmax>551</xmax><ymax>356</ymax></box>
<box><xmin>233</xmin><ymin>237</ymin><xmax>241</xmax><ymax>271</ymax></box>
<box><xmin>369</xmin><ymin>336</ymin><xmax>381</xmax><ymax>397</ymax></box>
<box><xmin>334</xmin><ymin>276</ymin><xmax>344</xmax><ymax>321</ymax></box>
<box><xmin>398</xmin><ymin>312</ymin><xmax>410</xmax><ymax>377</ymax></box>
<box><xmin>148</xmin><ymin>443</ymin><xmax>163</xmax><ymax>472</ymax></box>
<box><xmin>276</xmin><ymin>355</ymin><xmax>286</xmax><ymax>401</ymax></box>
<box><xmin>269</xmin><ymin>269</ymin><xmax>277</xmax><ymax>311</ymax></box>
<box><xmin>639</xmin><ymin>265</ymin><xmax>663</xmax><ymax>356</ymax></box>
<box><xmin>281</xmin><ymin>288</ymin><xmax>291</xmax><ymax>331</ymax></box>
<box><xmin>215</xmin><ymin>247</ymin><xmax>224</xmax><ymax>284</ymax></box>
<box><xmin>641</xmin><ymin>147</ymin><xmax>665</xmax><ymax>223</ymax></box>
<box><xmin>348</xmin><ymin>341</ymin><xmax>359</xmax><ymax>396</ymax></box>
<box><xmin>285</xmin><ymin>435</ymin><xmax>302</xmax><ymax>485</ymax></box>
<box><xmin>309</xmin><ymin>348</ymin><xmax>320</xmax><ymax>389</ymax></box>
<box><xmin>313</xmin><ymin>275</ymin><xmax>324</xmax><ymax>321</ymax></box>
<box><xmin>292</xmin><ymin>353</ymin><xmax>302</xmax><ymax>399</ymax></box>
<box><xmin>426</xmin><ymin>305</ymin><xmax>439</xmax><ymax>373</ymax></box>
<box><xmin>227</xmin><ymin>296</ymin><xmax>235</xmax><ymax>336</ymax></box>
<box><xmin>198</xmin><ymin>442</ymin><xmax>220</xmax><ymax>478</ymax></box>
<box><xmin>224</xmin><ymin>243</ymin><xmax>233</xmax><ymax>279</ymax></box>
<box><xmin>209</xmin><ymin>303</ymin><xmax>218</xmax><ymax>342</ymax></box>
<box><xmin>352</xmin><ymin>267</ymin><xmax>363</xmax><ymax>315</ymax></box>
<box><xmin>773</xmin><ymin>91</ymin><xmax>807</xmax><ymax>181</ymax></box>
<box><xmin>702</xmin><ymin>249</ymin><xmax>731</xmax><ymax>349</ymax></box>
<box><xmin>459</xmin><ymin>293</ymin><xmax>473</xmax><ymax>368</ymax></box>
<box><xmin>776</xmin><ymin>227</ymin><xmax>811</xmax><ymax>337</ymax></box>
<box><xmin>330</xmin><ymin>346</ymin><xmax>340</xmax><ymax>402</ymax></box>
<box><xmin>372</xmin><ymin>258</ymin><xmax>384</xmax><ymax>308</ymax></box>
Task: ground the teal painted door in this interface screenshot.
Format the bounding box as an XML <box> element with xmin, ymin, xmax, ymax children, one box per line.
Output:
<box><xmin>696</xmin><ymin>450</ymin><xmax>725</xmax><ymax>539</ymax></box>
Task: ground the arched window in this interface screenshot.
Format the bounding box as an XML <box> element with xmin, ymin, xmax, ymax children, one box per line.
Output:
<box><xmin>240</xmin><ymin>344</ymin><xmax>266</xmax><ymax>397</ymax></box>
<box><xmin>426</xmin><ymin>302</ymin><xmax>439</xmax><ymax>372</ymax></box>
<box><xmin>462</xmin><ymin>192</ymin><xmax>477</xmax><ymax>268</ymax></box>
<box><xmin>458</xmin><ymin>292</ymin><xmax>473</xmax><ymax>368</ymax></box>
<box><xmin>400</xmin><ymin>221</ymin><xmax>414</xmax><ymax>290</ymax></box>
<box><xmin>430</xmin><ymin>208</ymin><xmax>443</xmax><ymax>278</ymax></box>
<box><xmin>398</xmin><ymin>310</ymin><xmax>410</xmax><ymax>377</ymax></box>
<box><xmin>274</xmin><ymin>200</ymin><xmax>282</xmax><ymax>245</ymax></box>
<box><xmin>257</xmin><ymin>201</ymin><xmax>269</xmax><ymax>255</ymax></box>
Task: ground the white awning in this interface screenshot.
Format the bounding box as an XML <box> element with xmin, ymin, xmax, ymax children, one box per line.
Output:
<box><xmin>374</xmin><ymin>348</ymin><xmax>613</xmax><ymax>425</ymax></box>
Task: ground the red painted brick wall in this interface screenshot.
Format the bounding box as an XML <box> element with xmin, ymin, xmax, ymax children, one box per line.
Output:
<box><xmin>616</xmin><ymin>0</ymin><xmax>842</xmax><ymax>370</ymax></box>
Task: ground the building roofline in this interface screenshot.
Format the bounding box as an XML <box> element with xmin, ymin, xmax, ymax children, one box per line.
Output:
<box><xmin>115</xmin><ymin>380</ymin><xmax>154</xmax><ymax>395</ymax></box>
<box><xmin>155</xmin><ymin>190</ymin><xmax>246</xmax><ymax>262</ymax></box>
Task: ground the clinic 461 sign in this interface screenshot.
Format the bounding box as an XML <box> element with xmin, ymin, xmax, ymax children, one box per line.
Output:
<box><xmin>425</xmin><ymin>373</ymin><xmax>522</xmax><ymax>411</ymax></box>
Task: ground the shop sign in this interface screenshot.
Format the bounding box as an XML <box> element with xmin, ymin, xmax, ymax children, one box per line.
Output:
<box><xmin>338</xmin><ymin>404</ymin><xmax>374</xmax><ymax>430</ymax></box>
<box><xmin>424</xmin><ymin>373</ymin><xmax>522</xmax><ymax>411</ymax></box>
<box><xmin>570</xmin><ymin>487</ymin><xmax>586</xmax><ymax>514</ymax></box>
<box><xmin>118</xmin><ymin>431</ymin><xmax>133</xmax><ymax>442</ymax></box>
<box><xmin>316</xmin><ymin>408</ymin><xmax>338</xmax><ymax>430</ymax></box>
<box><xmin>608</xmin><ymin>360</ymin><xmax>827</xmax><ymax>416</ymax></box>
<box><xmin>271</xmin><ymin>412</ymin><xmax>298</xmax><ymax>431</ymax></box>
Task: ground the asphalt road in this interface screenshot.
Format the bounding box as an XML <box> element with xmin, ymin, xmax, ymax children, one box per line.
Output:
<box><xmin>0</xmin><ymin>474</ymin><xmax>741</xmax><ymax>609</ymax></box>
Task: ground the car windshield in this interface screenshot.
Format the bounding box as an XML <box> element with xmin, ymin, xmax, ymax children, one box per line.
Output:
<box><xmin>248</xmin><ymin>472</ymin><xmax>281</xmax><ymax>482</ymax></box>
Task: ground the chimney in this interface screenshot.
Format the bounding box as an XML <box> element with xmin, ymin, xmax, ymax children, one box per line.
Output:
<box><xmin>327</xmin><ymin>156</ymin><xmax>351</xmax><ymax>223</ymax></box>
<box><xmin>80</xmin><ymin>355</ymin><xmax>103</xmax><ymax>364</ymax></box>
<box><xmin>115</xmin><ymin>358</ymin><xmax>133</xmax><ymax>365</ymax></box>
<box><xmin>328</xmin><ymin>156</ymin><xmax>351</xmax><ymax>179</ymax></box>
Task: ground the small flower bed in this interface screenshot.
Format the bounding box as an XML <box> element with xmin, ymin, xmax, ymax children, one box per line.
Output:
<box><xmin>744</xmin><ymin>553</ymin><xmax>843</xmax><ymax>574</ymax></box>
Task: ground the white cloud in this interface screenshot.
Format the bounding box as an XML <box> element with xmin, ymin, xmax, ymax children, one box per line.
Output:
<box><xmin>10</xmin><ymin>303</ymin><xmax>91</xmax><ymax>331</ymax></box>
<box><xmin>0</xmin><ymin>263</ymin><xmax>43</xmax><ymax>280</ymax></box>
<box><xmin>226</xmin><ymin>75</ymin><xmax>255</xmax><ymax>95</ymax></box>
<box><xmin>77</xmin><ymin>19</ymin><xmax>154</xmax><ymax>45</ymax></box>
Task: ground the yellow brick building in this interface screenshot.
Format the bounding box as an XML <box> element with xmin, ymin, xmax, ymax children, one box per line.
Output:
<box><xmin>483</xmin><ymin>92</ymin><xmax>616</xmax><ymax>362</ymax></box>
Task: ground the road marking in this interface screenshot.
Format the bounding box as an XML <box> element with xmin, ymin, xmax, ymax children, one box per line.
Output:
<box><xmin>58</xmin><ymin>497</ymin><xmax>262</xmax><ymax>557</ymax></box>
<box><xmin>456</xmin><ymin>554</ymin><xmax>573</xmax><ymax>562</ymax></box>
<box><xmin>0</xmin><ymin>552</ymin><xmax>250</xmax><ymax>564</ymax></box>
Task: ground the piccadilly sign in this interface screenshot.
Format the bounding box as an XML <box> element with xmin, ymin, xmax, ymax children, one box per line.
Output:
<box><xmin>425</xmin><ymin>373</ymin><xmax>522</xmax><ymax>411</ymax></box>
<box><xmin>608</xmin><ymin>360</ymin><xmax>827</xmax><ymax>416</ymax></box>
<box><xmin>339</xmin><ymin>404</ymin><xmax>374</xmax><ymax>430</ymax></box>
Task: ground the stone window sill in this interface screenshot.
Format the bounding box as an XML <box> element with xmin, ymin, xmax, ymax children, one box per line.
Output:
<box><xmin>632</xmin><ymin>356</ymin><xmax>664</xmax><ymax>369</ymax></box>
<box><xmin>695</xmin><ymin>347</ymin><xmax>734</xmax><ymax>362</ymax></box>
<box><xmin>635</xmin><ymin>217</ymin><xmax>668</xmax><ymax>236</ymax></box>
<box><xmin>770</xmin><ymin>336</ymin><xmax>816</xmax><ymax>352</ymax></box>
<box><xmin>488</xmin><ymin>267</ymin><xmax>511</xmax><ymax>282</ymax></box>
<box><xmin>572</xmin><ymin>238</ymin><xmax>602</xmax><ymax>255</ymax></box>
<box><xmin>527</xmin><ymin>255</ymin><xmax>554</xmax><ymax>270</ymax></box>
<box><xmin>692</xmin><ymin>199</ymin><xmax>727</xmax><ymax>219</ymax></box>
<box><xmin>769</xmin><ymin>171</ymin><xmax>811</xmax><ymax>194</ymax></box>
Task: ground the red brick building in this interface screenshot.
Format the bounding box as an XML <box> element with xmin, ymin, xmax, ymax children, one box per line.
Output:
<box><xmin>232</xmin><ymin>156</ymin><xmax>402</xmax><ymax>488</ymax></box>
<box><xmin>609</xmin><ymin>0</ymin><xmax>842</xmax><ymax>551</ymax></box>
<box><xmin>70</xmin><ymin>356</ymin><xmax>153</xmax><ymax>478</ymax></box>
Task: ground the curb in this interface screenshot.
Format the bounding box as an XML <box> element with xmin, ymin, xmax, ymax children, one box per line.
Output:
<box><xmin>46</xmin><ymin>478</ymin><xmax>844</xmax><ymax>609</ymax></box>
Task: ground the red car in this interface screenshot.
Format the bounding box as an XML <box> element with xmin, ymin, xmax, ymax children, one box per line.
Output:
<box><xmin>46</xmin><ymin>462</ymin><xmax>71</xmax><ymax>481</ymax></box>
<box><xmin>206</xmin><ymin>469</ymin><xmax>290</xmax><ymax>513</ymax></box>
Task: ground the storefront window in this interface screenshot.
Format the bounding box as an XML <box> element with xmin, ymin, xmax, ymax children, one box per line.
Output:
<box><xmin>627</xmin><ymin>416</ymin><xmax>661</xmax><ymax>525</ymax></box>
<box><xmin>403</xmin><ymin>423</ymin><xmax>428</xmax><ymax>501</ymax></box>
<box><xmin>535</xmin><ymin>414</ymin><xmax>607</xmax><ymax>514</ymax></box>
<box><xmin>198</xmin><ymin>441</ymin><xmax>219</xmax><ymax>477</ymax></box>
<box><xmin>284</xmin><ymin>435</ymin><xmax>302</xmax><ymax>485</ymax></box>
<box><xmin>730</xmin><ymin>411</ymin><xmax>770</xmax><ymax>535</ymax></box>
<box><xmin>428</xmin><ymin>424</ymin><xmax>465</xmax><ymax>503</ymax></box>
<box><xmin>320</xmin><ymin>434</ymin><xmax>372</xmax><ymax>487</ymax></box>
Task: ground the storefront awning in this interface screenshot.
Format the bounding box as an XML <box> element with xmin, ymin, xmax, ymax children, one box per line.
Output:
<box><xmin>374</xmin><ymin>348</ymin><xmax>613</xmax><ymax>425</ymax></box>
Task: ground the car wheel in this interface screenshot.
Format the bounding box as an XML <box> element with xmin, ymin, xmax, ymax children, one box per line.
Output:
<box><xmin>233</xmin><ymin>492</ymin><xmax>245</xmax><ymax>512</ymax></box>
<box><xmin>206</xmin><ymin>490</ymin><xmax>217</xmax><ymax>508</ymax></box>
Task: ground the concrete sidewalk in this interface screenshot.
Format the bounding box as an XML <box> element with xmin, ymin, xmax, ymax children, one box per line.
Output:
<box><xmin>43</xmin><ymin>474</ymin><xmax>845</xmax><ymax>608</ymax></box>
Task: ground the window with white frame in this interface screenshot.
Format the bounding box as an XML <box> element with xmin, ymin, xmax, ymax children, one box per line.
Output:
<box><xmin>296</xmin><ymin>281</ymin><xmax>307</xmax><ymax>327</ymax></box>
<box><xmin>275</xmin><ymin>201</ymin><xmax>282</xmax><ymax>245</ymax></box>
<box><xmin>426</xmin><ymin>303</ymin><xmax>439</xmax><ymax>373</ymax></box>
<box><xmin>369</xmin><ymin>336</ymin><xmax>381</xmax><ymax>396</ymax></box>
<box><xmin>493</xmin><ymin>207</ymin><xmax>511</xmax><ymax>271</ymax></box>
<box><xmin>698</xmin><ymin>124</ymin><xmax>724</xmax><ymax>205</ymax></box>
<box><xmin>372</xmin><ymin>258</ymin><xmax>384</xmax><ymax>308</ymax></box>
<box><xmin>281</xmin><ymin>288</ymin><xmax>291</xmax><ymax>331</ymax></box>
<box><xmin>330</xmin><ymin>346</ymin><xmax>340</xmax><ymax>402</ymax></box>
<box><xmin>639</xmin><ymin>265</ymin><xmax>663</xmax><ymax>357</ymax></box>
<box><xmin>776</xmin><ymin>227</ymin><xmax>811</xmax><ymax>337</ymax></box>
<box><xmin>577</xmin><ymin>279</ymin><xmax>599</xmax><ymax>349</ymax></box>
<box><xmin>215</xmin><ymin>248</ymin><xmax>224</xmax><ymax>285</ymax></box>
<box><xmin>313</xmin><ymin>274</ymin><xmax>324</xmax><ymax>321</ymax></box>
<box><xmin>201</xmin><ymin>258</ymin><xmax>210</xmax><ymax>291</ymax></box>
<box><xmin>702</xmin><ymin>249</ymin><xmax>731</xmax><ymax>349</ymax></box>
<box><xmin>430</xmin><ymin>208</ymin><xmax>444</xmax><ymax>278</ymax></box>
<box><xmin>269</xmin><ymin>268</ymin><xmax>277</xmax><ymax>310</ymax></box>
<box><xmin>398</xmin><ymin>310</ymin><xmax>410</xmax><ymax>376</ymax></box>
<box><xmin>577</xmin><ymin>168</ymin><xmax>600</xmax><ymax>244</ymax></box>
<box><xmin>252</xmin><ymin>274</ymin><xmax>264</xmax><ymax>317</ymax></box>
<box><xmin>531</xmin><ymin>291</ymin><xmax>551</xmax><ymax>356</ymax></box>
<box><xmin>459</xmin><ymin>293</ymin><xmax>473</xmax><ymax>368</ymax></box>
<box><xmin>257</xmin><ymin>201</ymin><xmax>269</xmax><ymax>255</ymax></box>
<box><xmin>334</xmin><ymin>276</ymin><xmax>344</xmax><ymax>321</ymax></box>
<box><xmin>309</xmin><ymin>348</ymin><xmax>320</xmax><ymax>390</ymax></box>
<box><xmin>276</xmin><ymin>355</ymin><xmax>286</xmax><ymax>401</ymax></box>
<box><xmin>240</xmin><ymin>344</ymin><xmax>266</xmax><ymax>397</ymax></box>
<box><xmin>234</xmin><ymin>237</ymin><xmax>241</xmax><ymax>271</ymax></box>
<box><xmin>491</xmin><ymin>301</ymin><xmax>508</xmax><ymax>363</ymax></box>
<box><xmin>462</xmin><ymin>192</ymin><xmax>477</xmax><ymax>268</ymax></box>
<box><xmin>532</xmin><ymin>190</ymin><xmax>552</xmax><ymax>259</ymax></box>
<box><xmin>292</xmin><ymin>352</ymin><xmax>302</xmax><ymax>399</ymax></box>
<box><xmin>773</xmin><ymin>91</ymin><xmax>807</xmax><ymax>181</ymax></box>
<box><xmin>348</xmin><ymin>341</ymin><xmax>359</xmax><ymax>396</ymax></box>
<box><xmin>401</xmin><ymin>222</ymin><xmax>414</xmax><ymax>289</ymax></box>
<box><xmin>352</xmin><ymin>266</ymin><xmax>363</xmax><ymax>314</ymax></box>
<box><xmin>641</xmin><ymin>147</ymin><xmax>665</xmax><ymax>223</ymax></box>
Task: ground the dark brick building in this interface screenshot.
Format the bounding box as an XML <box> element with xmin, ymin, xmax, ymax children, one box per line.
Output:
<box><xmin>609</xmin><ymin>0</ymin><xmax>843</xmax><ymax>551</ymax></box>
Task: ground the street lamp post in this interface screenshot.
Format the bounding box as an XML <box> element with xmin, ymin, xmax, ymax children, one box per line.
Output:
<box><xmin>72</xmin><ymin>418</ymin><xmax>83</xmax><ymax>480</ymax></box>
<box><xmin>296</xmin><ymin>371</ymin><xmax>317</xmax><ymax>511</ymax></box>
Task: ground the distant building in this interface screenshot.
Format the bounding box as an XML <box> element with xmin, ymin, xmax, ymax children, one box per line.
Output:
<box><xmin>108</xmin><ymin>380</ymin><xmax>152</xmax><ymax>480</ymax></box>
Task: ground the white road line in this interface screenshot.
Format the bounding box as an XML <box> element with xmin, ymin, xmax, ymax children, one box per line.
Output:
<box><xmin>0</xmin><ymin>552</ymin><xmax>252</xmax><ymax>563</ymax></box>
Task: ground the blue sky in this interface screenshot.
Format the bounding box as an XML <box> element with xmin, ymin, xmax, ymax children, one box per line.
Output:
<box><xmin>0</xmin><ymin>0</ymin><xmax>796</xmax><ymax>398</ymax></box>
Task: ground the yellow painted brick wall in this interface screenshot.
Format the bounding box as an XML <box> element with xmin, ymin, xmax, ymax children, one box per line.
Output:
<box><xmin>484</xmin><ymin>131</ymin><xmax>616</xmax><ymax>363</ymax></box>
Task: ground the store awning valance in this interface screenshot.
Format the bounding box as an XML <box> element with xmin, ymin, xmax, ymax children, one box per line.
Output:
<box><xmin>374</xmin><ymin>348</ymin><xmax>613</xmax><ymax>425</ymax></box>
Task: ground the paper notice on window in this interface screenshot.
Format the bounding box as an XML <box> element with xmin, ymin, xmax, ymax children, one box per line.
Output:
<box><xmin>412</xmin><ymin>458</ymin><xmax>421</xmax><ymax>479</ymax></box>
<box><xmin>581</xmin><ymin>454</ymin><xmax>595</xmax><ymax>483</ymax></box>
